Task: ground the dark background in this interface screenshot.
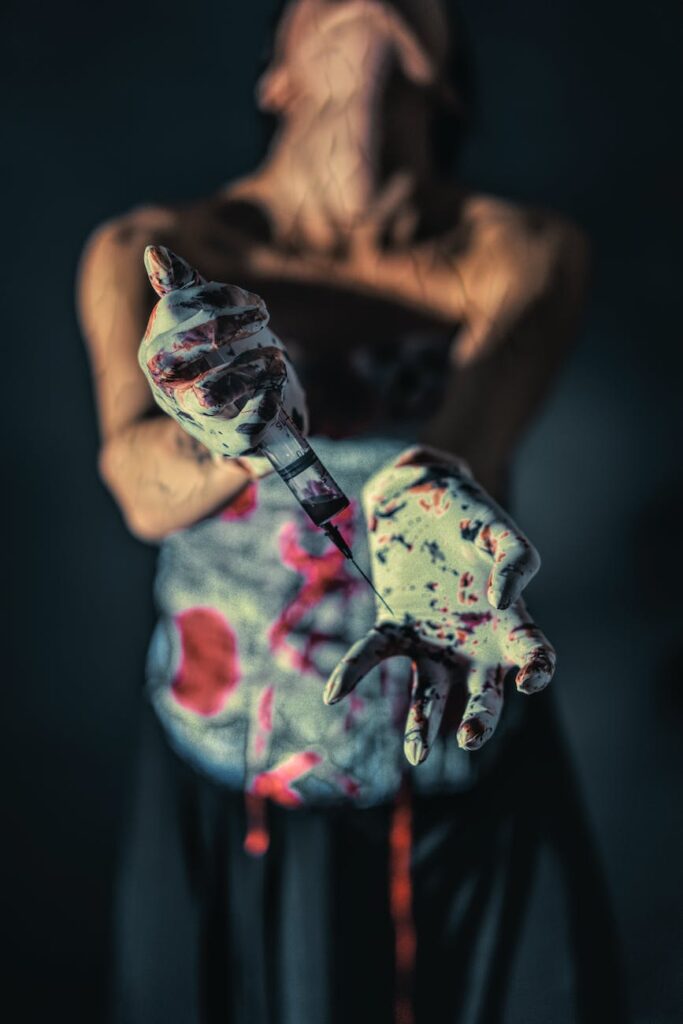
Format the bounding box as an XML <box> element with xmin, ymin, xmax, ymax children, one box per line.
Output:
<box><xmin>3</xmin><ymin>1</ymin><xmax>682</xmax><ymax>1021</ymax></box>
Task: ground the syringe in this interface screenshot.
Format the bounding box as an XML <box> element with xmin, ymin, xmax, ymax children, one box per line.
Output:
<box><xmin>142</xmin><ymin>244</ymin><xmax>391</xmax><ymax>612</ymax></box>
<box><xmin>253</xmin><ymin>399</ymin><xmax>393</xmax><ymax>613</ymax></box>
<box><xmin>203</xmin><ymin>342</ymin><xmax>391</xmax><ymax>612</ymax></box>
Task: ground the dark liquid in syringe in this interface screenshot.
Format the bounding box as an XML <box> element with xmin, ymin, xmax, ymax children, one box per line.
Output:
<box><xmin>300</xmin><ymin>493</ymin><xmax>349</xmax><ymax>526</ymax></box>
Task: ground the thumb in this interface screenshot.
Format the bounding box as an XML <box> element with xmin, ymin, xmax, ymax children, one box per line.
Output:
<box><xmin>144</xmin><ymin>245</ymin><xmax>205</xmax><ymax>297</ymax></box>
<box><xmin>323</xmin><ymin>628</ymin><xmax>397</xmax><ymax>705</ymax></box>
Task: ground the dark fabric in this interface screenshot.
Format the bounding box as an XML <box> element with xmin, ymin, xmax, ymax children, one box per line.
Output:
<box><xmin>111</xmin><ymin>698</ymin><xmax>627</xmax><ymax>1024</ymax></box>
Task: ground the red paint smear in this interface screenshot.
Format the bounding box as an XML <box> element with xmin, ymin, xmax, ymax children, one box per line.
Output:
<box><xmin>457</xmin><ymin>570</ymin><xmax>476</xmax><ymax>605</ymax></box>
<box><xmin>254</xmin><ymin>685</ymin><xmax>274</xmax><ymax>757</ymax></box>
<box><xmin>257</xmin><ymin>685</ymin><xmax>274</xmax><ymax>731</ymax></box>
<box><xmin>390</xmin><ymin>781</ymin><xmax>415</xmax><ymax>1024</ymax></box>
<box><xmin>268</xmin><ymin>504</ymin><xmax>358</xmax><ymax>675</ymax></box>
<box><xmin>220</xmin><ymin>481</ymin><xmax>258</xmax><ymax>520</ymax></box>
<box><xmin>250</xmin><ymin>751</ymin><xmax>322</xmax><ymax>807</ymax></box>
<box><xmin>171</xmin><ymin>607</ymin><xmax>240</xmax><ymax>716</ymax></box>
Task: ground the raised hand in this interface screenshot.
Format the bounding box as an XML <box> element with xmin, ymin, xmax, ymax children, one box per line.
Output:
<box><xmin>138</xmin><ymin>245</ymin><xmax>308</xmax><ymax>457</ymax></box>
<box><xmin>323</xmin><ymin>446</ymin><xmax>556</xmax><ymax>764</ymax></box>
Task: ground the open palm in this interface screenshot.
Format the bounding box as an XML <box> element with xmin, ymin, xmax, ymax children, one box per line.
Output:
<box><xmin>323</xmin><ymin>446</ymin><xmax>556</xmax><ymax>764</ymax></box>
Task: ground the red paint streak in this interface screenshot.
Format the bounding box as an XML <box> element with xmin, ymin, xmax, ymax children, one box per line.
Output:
<box><xmin>410</xmin><ymin>483</ymin><xmax>451</xmax><ymax>516</ymax></box>
<box><xmin>220</xmin><ymin>481</ymin><xmax>258</xmax><ymax>520</ymax></box>
<box><xmin>480</xmin><ymin>524</ymin><xmax>497</xmax><ymax>557</ymax></box>
<box><xmin>250</xmin><ymin>751</ymin><xmax>322</xmax><ymax>807</ymax></box>
<box><xmin>390</xmin><ymin>782</ymin><xmax>415</xmax><ymax>1024</ymax></box>
<box><xmin>171</xmin><ymin>607</ymin><xmax>240</xmax><ymax>716</ymax></box>
<box><xmin>458</xmin><ymin>611</ymin><xmax>493</xmax><ymax>629</ymax></box>
<box><xmin>268</xmin><ymin>504</ymin><xmax>358</xmax><ymax>675</ymax></box>
<box><xmin>254</xmin><ymin>685</ymin><xmax>274</xmax><ymax>757</ymax></box>
<box><xmin>243</xmin><ymin>793</ymin><xmax>269</xmax><ymax>857</ymax></box>
<box><xmin>258</xmin><ymin>685</ymin><xmax>274</xmax><ymax>731</ymax></box>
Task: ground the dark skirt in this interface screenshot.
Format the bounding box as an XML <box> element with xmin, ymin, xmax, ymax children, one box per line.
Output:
<box><xmin>111</xmin><ymin>697</ymin><xmax>627</xmax><ymax>1024</ymax></box>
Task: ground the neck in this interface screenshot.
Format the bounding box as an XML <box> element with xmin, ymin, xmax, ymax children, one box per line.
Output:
<box><xmin>255</xmin><ymin>97</ymin><xmax>432</xmax><ymax>251</ymax></box>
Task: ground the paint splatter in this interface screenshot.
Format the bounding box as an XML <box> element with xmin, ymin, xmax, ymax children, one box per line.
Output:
<box><xmin>171</xmin><ymin>607</ymin><xmax>240</xmax><ymax>715</ymax></box>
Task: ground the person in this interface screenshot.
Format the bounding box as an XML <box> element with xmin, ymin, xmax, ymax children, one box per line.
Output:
<box><xmin>77</xmin><ymin>2</ymin><xmax>625</xmax><ymax>1021</ymax></box>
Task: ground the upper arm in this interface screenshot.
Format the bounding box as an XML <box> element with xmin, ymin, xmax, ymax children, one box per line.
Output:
<box><xmin>424</xmin><ymin>202</ymin><xmax>590</xmax><ymax>490</ymax></box>
<box><xmin>76</xmin><ymin>207</ymin><xmax>176</xmax><ymax>442</ymax></box>
<box><xmin>453</xmin><ymin>198</ymin><xmax>590</xmax><ymax>366</ymax></box>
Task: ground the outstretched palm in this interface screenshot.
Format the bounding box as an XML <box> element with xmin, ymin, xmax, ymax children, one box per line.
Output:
<box><xmin>323</xmin><ymin>446</ymin><xmax>555</xmax><ymax>764</ymax></box>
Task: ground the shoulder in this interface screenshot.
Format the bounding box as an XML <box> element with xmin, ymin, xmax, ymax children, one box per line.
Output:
<box><xmin>77</xmin><ymin>205</ymin><xmax>186</xmax><ymax>364</ymax></box>
<box><xmin>79</xmin><ymin>204</ymin><xmax>180</xmax><ymax>285</ymax></box>
<box><xmin>76</xmin><ymin>204</ymin><xmax>183</xmax><ymax>333</ymax></box>
<box><xmin>460</xmin><ymin>194</ymin><xmax>590</xmax><ymax>287</ymax></box>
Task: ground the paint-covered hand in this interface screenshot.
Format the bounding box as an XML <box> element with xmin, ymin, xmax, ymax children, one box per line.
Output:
<box><xmin>139</xmin><ymin>246</ymin><xmax>308</xmax><ymax>458</ymax></box>
<box><xmin>323</xmin><ymin>446</ymin><xmax>556</xmax><ymax>764</ymax></box>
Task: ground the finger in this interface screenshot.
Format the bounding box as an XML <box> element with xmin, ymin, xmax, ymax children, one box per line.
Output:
<box><xmin>456</xmin><ymin>663</ymin><xmax>506</xmax><ymax>751</ymax></box>
<box><xmin>143</xmin><ymin>295</ymin><xmax>272</xmax><ymax>379</ymax></box>
<box><xmin>394</xmin><ymin>445</ymin><xmax>472</xmax><ymax>477</ymax></box>
<box><xmin>484</xmin><ymin>525</ymin><xmax>540</xmax><ymax>610</ymax></box>
<box><xmin>323</xmin><ymin>628</ymin><xmax>398</xmax><ymax>705</ymax></box>
<box><xmin>403</xmin><ymin>656</ymin><xmax>452</xmax><ymax>766</ymax></box>
<box><xmin>144</xmin><ymin>245</ymin><xmax>205</xmax><ymax>296</ymax></box>
<box><xmin>502</xmin><ymin>604</ymin><xmax>556</xmax><ymax>694</ymax></box>
<box><xmin>189</xmin><ymin>349</ymin><xmax>286</xmax><ymax>414</ymax></box>
<box><xmin>459</xmin><ymin>506</ymin><xmax>540</xmax><ymax>610</ymax></box>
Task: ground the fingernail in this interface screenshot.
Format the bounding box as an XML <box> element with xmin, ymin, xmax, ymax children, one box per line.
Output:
<box><xmin>516</xmin><ymin>653</ymin><xmax>554</xmax><ymax>693</ymax></box>
<box><xmin>457</xmin><ymin>720</ymin><xmax>486</xmax><ymax>750</ymax></box>
<box><xmin>517</xmin><ymin>669</ymin><xmax>551</xmax><ymax>694</ymax></box>
<box><xmin>405</xmin><ymin>737</ymin><xmax>427</xmax><ymax>766</ymax></box>
<box><xmin>323</xmin><ymin>676</ymin><xmax>342</xmax><ymax>705</ymax></box>
<box><xmin>144</xmin><ymin>245</ymin><xmax>203</xmax><ymax>296</ymax></box>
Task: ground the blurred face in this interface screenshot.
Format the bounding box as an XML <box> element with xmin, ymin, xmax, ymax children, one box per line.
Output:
<box><xmin>257</xmin><ymin>0</ymin><xmax>448</xmax><ymax>116</ymax></box>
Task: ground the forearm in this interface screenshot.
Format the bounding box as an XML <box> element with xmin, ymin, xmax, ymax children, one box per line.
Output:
<box><xmin>99</xmin><ymin>413</ymin><xmax>251</xmax><ymax>541</ymax></box>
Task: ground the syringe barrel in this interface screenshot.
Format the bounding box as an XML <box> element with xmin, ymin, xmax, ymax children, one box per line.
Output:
<box><xmin>258</xmin><ymin>406</ymin><xmax>349</xmax><ymax>526</ymax></box>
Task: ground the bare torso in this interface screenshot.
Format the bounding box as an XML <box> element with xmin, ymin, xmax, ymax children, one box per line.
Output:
<box><xmin>78</xmin><ymin>174</ymin><xmax>587</xmax><ymax>539</ymax></box>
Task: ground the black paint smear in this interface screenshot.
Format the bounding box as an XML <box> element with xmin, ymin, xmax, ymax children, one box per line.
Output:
<box><xmin>460</xmin><ymin>519</ymin><xmax>483</xmax><ymax>541</ymax></box>
<box><xmin>421</xmin><ymin>539</ymin><xmax>446</xmax><ymax>563</ymax></box>
<box><xmin>376</xmin><ymin>501</ymin><xmax>408</xmax><ymax>520</ymax></box>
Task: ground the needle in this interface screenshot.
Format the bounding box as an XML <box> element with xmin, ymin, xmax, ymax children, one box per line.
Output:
<box><xmin>323</xmin><ymin>523</ymin><xmax>395</xmax><ymax>616</ymax></box>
